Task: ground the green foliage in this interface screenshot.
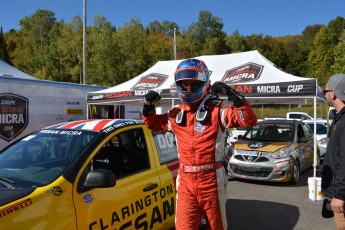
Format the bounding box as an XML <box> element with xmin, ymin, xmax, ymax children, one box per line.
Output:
<box><xmin>0</xmin><ymin>27</ymin><xmax>10</xmax><ymax>63</ymax></box>
<box><xmin>306</xmin><ymin>17</ymin><xmax>345</xmax><ymax>86</ymax></box>
<box><xmin>332</xmin><ymin>29</ymin><xmax>345</xmax><ymax>73</ymax></box>
<box><xmin>226</xmin><ymin>30</ymin><xmax>246</xmax><ymax>52</ymax></box>
<box><xmin>114</xmin><ymin>18</ymin><xmax>148</xmax><ymax>82</ymax></box>
<box><xmin>87</xmin><ymin>15</ymin><xmax>118</xmax><ymax>86</ymax></box>
<box><xmin>253</xmin><ymin>104</ymin><xmax>330</xmax><ymax>120</ymax></box>
<box><xmin>2</xmin><ymin>9</ymin><xmax>345</xmax><ymax>89</ymax></box>
<box><xmin>183</xmin><ymin>11</ymin><xmax>227</xmax><ymax>56</ymax></box>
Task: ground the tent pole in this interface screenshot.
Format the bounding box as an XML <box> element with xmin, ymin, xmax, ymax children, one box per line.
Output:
<box><xmin>87</xmin><ymin>104</ymin><xmax>89</xmax><ymax>119</ymax></box>
<box><xmin>313</xmin><ymin>96</ymin><xmax>317</xmax><ymax>201</ymax></box>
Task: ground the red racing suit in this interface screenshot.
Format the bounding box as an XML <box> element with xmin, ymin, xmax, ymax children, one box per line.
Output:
<box><xmin>143</xmin><ymin>97</ymin><xmax>257</xmax><ymax>230</ymax></box>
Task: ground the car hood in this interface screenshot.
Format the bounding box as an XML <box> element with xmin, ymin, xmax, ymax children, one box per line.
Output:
<box><xmin>234</xmin><ymin>141</ymin><xmax>292</xmax><ymax>152</ymax></box>
<box><xmin>0</xmin><ymin>188</ymin><xmax>35</xmax><ymax>206</ymax></box>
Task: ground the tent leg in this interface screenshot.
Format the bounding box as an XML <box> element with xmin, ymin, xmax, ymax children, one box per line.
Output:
<box><xmin>313</xmin><ymin>96</ymin><xmax>318</xmax><ymax>201</ymax></box>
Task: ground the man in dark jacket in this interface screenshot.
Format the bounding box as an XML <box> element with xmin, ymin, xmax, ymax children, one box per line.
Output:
<box><xmin>321</xmin><ymin>74</ymin><xmax>345</xmax><ymax>229</ymax></box>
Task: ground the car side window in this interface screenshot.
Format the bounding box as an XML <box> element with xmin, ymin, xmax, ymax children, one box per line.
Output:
<box><xmin>302</xmin><ymin>123</ymin><xmax>313</xmax><ymax>138</ymax></box>
<box><xmin>91</xmin><ymin>128</ymin><xmax>150</xmax><ymax>179</ymax></box>
<box><xmin>152</xmin><ymin>131</ymin><xmax>178</xmax><ymax>164</ymax></box>
<box><xmin>297</xmin><ymin>124</ymin><xmax>305</xmax><ymax>141</ymax></box>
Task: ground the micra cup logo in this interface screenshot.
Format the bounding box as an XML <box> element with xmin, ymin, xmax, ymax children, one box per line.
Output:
<box><xmin>221</xmin><ymin>62</ymin><xmax>264</xmax><ymax>84</ymax></box>
<box><xmin>0</xmin><ymin>93</ymin><xmax>29</xmax><ymax>142</ymax></box>
<box><xmin>131</xmin><ymin>73</ymin><xmax>168</xmax><ymax>90</ymax></box>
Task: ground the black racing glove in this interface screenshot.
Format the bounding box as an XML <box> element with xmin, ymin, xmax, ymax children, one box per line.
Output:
<box><xmin>143</xmin><ymin>91</ymin><xmax>161</xmax><ymax>116</ymax></box>
<box><xmin>211</xmin><ymin>81</ymin><xmax>245</xmax><ymax>107</ymax></box>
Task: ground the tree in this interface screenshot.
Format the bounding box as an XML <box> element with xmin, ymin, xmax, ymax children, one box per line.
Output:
<box><xmin>226</xmin><ymin>30</ymin><xmax>246</xmax><ymax>53</ymax></box>
<box><xmin>0</xmin><ymin>27</ymin><xmax>10</xmax><ymax>63</ymax></box>
<box><xmin>146</xmin><ymin>32</ymin><xmax>174</xmax><ymax>64</ymax></box>
<box><xmin>306</xmin><ymin>27</ymin><xmax>331</xmax><ymax>85</ymax></box>
<box><xmin>14</xmin><ymin>9</ymin><xmax>57</xmax><ymax>77</ymax></box>
<box><xmin>54</xmin><ymin>16</ymin><xmax>84</xmax><ymax>83</ymax></box>
<box><xmin>306</xmin><ymin>17</ymin><xmax>345</xmax><ymax>85</ymax></box>
<box><xmin>184</xmin><ymin>11</ymin><xmax>227</xmax><ymax>56</ymax></box>
<box><xmin>114</xmin><ymin>18</ymin><xmax>148</xmax><ymax>82</ymax></box>
<box><xmin>147</xmin><ymin>20</ymin><xmax>162</xmax><ymax>35</ymax></box>
<box><xmin>258</xmin><ymin>36</ymin><xmax>288</xmax><ymax>71</ymax></box>
<box><xmin>332</xmin><ymin>29</ymin><xmax>345</xmax><ymax>73</ymax></box>
<box><xmin>243</xmin><ymin>33</ymin><xmax>264</xmax><ymax>51</ymax></box>
<box><xmin>161</xmin><ymin>21</ymin><xmax>179</xmax><ymax>36</ymax></box>
<box><xmin>289</xmin><ymin>25</ymin><xmax>323</xmax><ymax>77</ymax></box>
<box><xmin>19</xmin><ymin>9</ymin><xmax>56</xmax><ymax>48</ymax></box>
<box><xmin>87</xmin><ymin>15</ymin><xmax>119</xmax><ymax>86</ymax></box>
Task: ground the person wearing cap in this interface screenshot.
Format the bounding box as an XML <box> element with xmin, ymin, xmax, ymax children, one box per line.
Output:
<box><xmin>321</xmin><ymin>74</ymin><xmax>345</xmax><ymax>228</ymax></box>
<box><xmin>142</xmin><ymin>58</ymin><xmax>257</xmax><ymax>230</ymax></box>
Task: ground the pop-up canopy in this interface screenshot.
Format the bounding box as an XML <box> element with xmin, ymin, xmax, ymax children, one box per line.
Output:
<box><xmin>87</xmin><ymin>50</ymin><xmax>326</xmax><ymax>107</ymax></box>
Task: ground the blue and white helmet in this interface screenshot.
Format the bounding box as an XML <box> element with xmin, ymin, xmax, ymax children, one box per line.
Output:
<box><xmin>174</xmin><ymin>58</ymin><xmax>210</xmax><ymax>103</ymax></box>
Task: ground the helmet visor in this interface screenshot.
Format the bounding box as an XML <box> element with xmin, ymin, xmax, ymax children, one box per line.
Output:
<box><xmin>176</xmin><ymin>80</ymin><xmax>205</xmax><ymax>93</ymax></box>
<box><xmin>175</xmin><ymin>69</ymin><xmax>200</xmax><ymax>81</ymax></box>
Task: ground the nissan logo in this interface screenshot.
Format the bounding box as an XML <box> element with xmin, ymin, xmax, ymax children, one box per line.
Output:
<box><xmin>247</xmin><ymin>156</ymin><xmax>253</xmax><ymax>162</ymax></box>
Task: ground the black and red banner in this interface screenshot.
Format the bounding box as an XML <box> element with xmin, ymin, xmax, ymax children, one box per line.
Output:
<box><xmin>0</xmin><ymin>94</ymin><xmax>29</xmax><ymax>142</ymax></box>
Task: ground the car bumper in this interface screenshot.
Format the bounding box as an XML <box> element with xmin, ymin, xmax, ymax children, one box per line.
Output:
<box><xmin>227</xmin><ymin>156</ymin><xmax>294</xmax><ymax>182</ymax></box>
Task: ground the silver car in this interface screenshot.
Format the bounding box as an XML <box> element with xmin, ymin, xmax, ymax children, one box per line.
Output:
<box><xmin>303</xmin><ymin>120</ymin><xmax>328</xmax><ymax>160</ymax></box>
<box><xmin>225</xmin><ymin>120</ymin><xmax>315</xmax><ymax>184</ymax></box>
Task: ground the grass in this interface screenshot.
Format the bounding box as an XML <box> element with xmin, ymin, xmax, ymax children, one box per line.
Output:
<box><xmin>252</xmin><ymin>104</ymin><xmax>330</xmax><ymax>120</ymax></box>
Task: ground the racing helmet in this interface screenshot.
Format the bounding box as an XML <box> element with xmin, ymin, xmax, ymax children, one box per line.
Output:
<box><xmin>174</xmin><ymin>58</ymin><xmax>210</xmax><ymax>103</ymax></box>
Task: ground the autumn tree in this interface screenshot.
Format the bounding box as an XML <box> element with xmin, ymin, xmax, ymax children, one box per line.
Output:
<box><xmin>332</xmin><ymin>29</ymin><xmax>345</xmax><ymax>74</ymax></box>
<box><xmin>87</xmin><ymin>15</ymin><xmax>119</xmax><ymax>86</ymax></box>
<box><xmin>114</xmin><ymin>18</ymin><xmax>148</xmax><ymax>82</ymax></box>
<box><xmin>15</xmin><ymin>9</ymin><xmax>57</xmax><ymax>77</ymax></box>
<box><xmin>306</xmin><ymin>16</ymin><xmax>345</xmax><ymax>85</ymax></box>
<box><xmin>52</xmin><ymin>16</ymin><xmax>84</xmax><ymax>83</ymax></box>
<box><xmin>183</xmin><ymin>11</ymin><xmax>227</xmax><ymax>57</ymax></box>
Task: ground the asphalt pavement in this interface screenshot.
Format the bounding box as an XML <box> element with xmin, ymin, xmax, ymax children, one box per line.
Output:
<box><xmin>225</xmin><ymin>165</ymin><xmax>335</xmax><ymax>230</ymax></box>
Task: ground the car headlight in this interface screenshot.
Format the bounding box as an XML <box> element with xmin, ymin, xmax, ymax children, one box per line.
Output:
<box><xmin>271</xmin><ymin>147</ymin><xmax>289</xmax><ymax>159</ymax></box>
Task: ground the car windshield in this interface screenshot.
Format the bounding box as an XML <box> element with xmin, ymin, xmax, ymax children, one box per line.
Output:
<box><xmin>236</xmin><ymin>127</ymin><xmax>249</xmax><ymax>131</ymax></box>
<box><xmin>242</xmin><ymin>123</ymin><xmax>294</xmax><ymax>142</ymax></box>
<box><xmin>0</xmin><ymin>129</ymin><xmax>98</xmax><ymax>188</ymax></box>
<box><xmin>306</xmin><ymin>123</ymin><xmax>327</xmax><ymax>135</ymax></box>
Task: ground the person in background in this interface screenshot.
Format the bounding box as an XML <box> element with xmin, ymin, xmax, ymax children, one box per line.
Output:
<box><xmin>142</xmin><ymin>58</ymin><xmax>257</xmax><ymax>230</ymax></box>
<box><xmin>321</xmin><ymin>74</ymin><xmax>345</xmax><ymax>229</ymax></box>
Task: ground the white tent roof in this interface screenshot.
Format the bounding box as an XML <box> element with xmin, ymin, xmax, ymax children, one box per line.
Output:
<box><xmin>0</xmin><ymin>59</ymin><xmax>37</xmax><ymax>80</ymax></box>
<box><xmin>87</xmin><ymin>50</ymin><xmax>326</xmax><ymax>106</ymax></box>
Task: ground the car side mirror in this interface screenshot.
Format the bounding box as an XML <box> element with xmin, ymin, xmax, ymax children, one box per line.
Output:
<box><xmin>238</xmin><ymin>135</ymin><xmax>243</xmax><ymax>140</ymax></box>
<box><xmin>84</xmin><ymin>169</ymin><xmax>116</xmax><ymax>189</ymax></box>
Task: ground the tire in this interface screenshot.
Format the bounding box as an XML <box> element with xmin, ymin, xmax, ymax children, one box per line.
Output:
<box><xmin>289</xmin><ymin>160</ymin><xmax>300</xmax><ymax>184</ymax></box>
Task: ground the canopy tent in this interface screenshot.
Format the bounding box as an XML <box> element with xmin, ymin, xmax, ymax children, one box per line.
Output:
<box><xmin>0</xmin><ymin>59</ymin><xmax>37</xmax><ymax>80</ymax></box>
<box><xmin>87</xmin><ymin>50</ymin><xmax>326</xmax><ymax>199</ymax></box>
<box><xmin>87</xmin><ymin>50</ymin><xmax>326</xmax><ymax>107</ymax></box>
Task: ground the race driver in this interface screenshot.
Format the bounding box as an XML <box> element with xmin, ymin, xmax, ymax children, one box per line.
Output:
<box><xmin>142</xmin><ymin>58</ymin><xmax>257</xmax><ymax>230</ymax></box>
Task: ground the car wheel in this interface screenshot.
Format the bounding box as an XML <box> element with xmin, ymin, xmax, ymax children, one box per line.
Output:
<box><xmin>289</xmin><ymin>161</ymin><xmax>300</xmax><ymax>184</ymax></box>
